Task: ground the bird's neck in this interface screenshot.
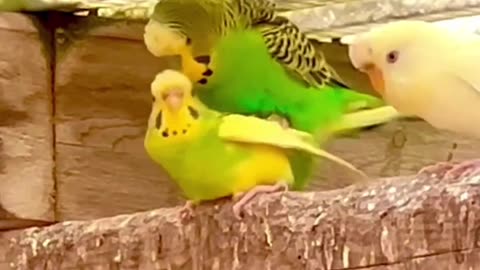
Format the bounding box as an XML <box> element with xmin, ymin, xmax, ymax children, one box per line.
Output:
<box><xmin>151</xmin><ymin>98</ymin><xmax>218</xmax><ymax>141</ymax></box>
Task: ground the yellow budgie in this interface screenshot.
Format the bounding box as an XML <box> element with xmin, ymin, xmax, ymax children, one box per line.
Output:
<box><xmin>144</xmin><ymin>69</ymin><xmax>368</xmax><ymax>218</ymax></box>
<box><xmin>348</xmin><ymin>20</ymin><xmax>480</xmax><ymax>178</ymax></box>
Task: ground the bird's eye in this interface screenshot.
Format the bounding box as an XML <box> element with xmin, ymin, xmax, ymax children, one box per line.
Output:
<box><xmin>152</xmin><ymin>96</ymin><xmax>156</xmax><ymax>102</ymax></box>
<box><xmin>386</xmin><ymin>50</ymin><xmax>399</xmax><ymax>63</ymax></box>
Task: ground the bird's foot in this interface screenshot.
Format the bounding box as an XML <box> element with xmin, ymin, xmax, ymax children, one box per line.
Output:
<box><xmin>232</xmin><ymin>182</ymin><xmax>289</xmax><ymax>219</ymax></box>
<box><xmin>267</xmin><ymin>114</ymin><xmax>290</xmax><ymax>129</ymax></box>
<box><xmin>179</xmin><ymin>200</ymin><xmax>195</xmax><ymax>220</ymax></box>
<box><xmin>443</xmin><ymin>159</ymin><xmax>480</xmax><ymax>179</ymax></box>
<box><xmin>417</xmin><ymin>161</ymin><xmax>457</xmax><ymax>179</ymax></box>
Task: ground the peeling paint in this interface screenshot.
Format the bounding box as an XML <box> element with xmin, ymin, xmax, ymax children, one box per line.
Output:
<box><xmin>113</xmin><ymin>249</ymin><xmax>122</xmax><ymax>263</ymax></box>
<box><xmin>367</xmin><ymin>202</ymin><xmax>376</xmax><ymax>211</ymax></box>
<box><xmin>342</xmin><ymin>245</ymin><xmax>350</xmax><ymax>269</ymax></box>
<box><xmin>380</xmin><ymin>225</ymin><xmax>395</xmax><ymax>261</ymax></box>
<box><xmin>263</xmin><ymin>218</ymin><xmax>273</xmax><ymax>247</ymax></box>
<box><xmin>388</xmin><ymin>187</ymin><xmax>397</xmax><ymax>194</ymax></box>
<box><xmin>233</xmin><ymin>241</ymin><xmax>239</xmax><ymax>270</ymax></box>
<box><xmin>29</xmin><ymin>238</ymin><xmax>38</xmax><ymax>257</ymax></box>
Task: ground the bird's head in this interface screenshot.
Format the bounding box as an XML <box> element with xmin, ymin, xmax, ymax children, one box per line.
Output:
<box><xmin>149</xmin><ymin>69</ymin><xmax>202</xmax><ymax>134</ymax></box>
<box><xmin>151</xmin><ymin>69</ymin><xmax>193</xmax><ymax>113</ymax></box>
<box><xmin>348</xmin><ymin>20</ymin><xmax>449</xmax><ymax>100</ymax></box>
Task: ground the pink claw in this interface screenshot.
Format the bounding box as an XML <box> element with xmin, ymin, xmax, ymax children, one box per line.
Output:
<box><xmin>444</xmin><ymin>159</ymin><xmax>480</xmax><ymax>179</ymax></box>
<box><xmin>417</xmin><ymin>161</ymin><xmax>457</xmax><ymax>178</ymax></box>
<box><xmin>232</xmin><ymin>182</ymin><xmax>288</xmax><ymax>219</ymax></box>
<box><xmin>179</xmin><ymin>200</ymin><xmax>195</xmax><ymax>220</ymax></box>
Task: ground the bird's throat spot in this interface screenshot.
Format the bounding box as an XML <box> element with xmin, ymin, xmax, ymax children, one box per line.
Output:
<box><xmin>156</xmin><ymin>108</ymin><xmax>199</xmax><ymax>139</ymax></box>
<box><xmin>188</xmin><ymin>106</ymin><xmax>200</xmax><ymax>119</ymax></box>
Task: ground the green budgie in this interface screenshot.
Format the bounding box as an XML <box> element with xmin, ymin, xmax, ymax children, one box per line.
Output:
<box><xmin>145</xmin><ymin>69</ymin><xmax>368</xmax><ymax>218</ymax></box>
<box><xmin>143</xmin><ymin>0</ymin><xmax>395</xmax><ymax>131</ymax></box>
<box><xmin>198</xmin><ymin>29</ymin><xmax>400</xmax><ymax>189</ymax></box>
<box><xmin>143</xmin><ymin>0</ymin><xmax>401</xmax><ymax>190</ymax></box>
<box><xmin>198</xmin><ymin>28</ymin><xmax>395</xmax><ymax>136</ymax></box>
<box><xmin>143</xmin><ymin>0</ymin><xmax>373</xmax><ymax>92</ymax></box>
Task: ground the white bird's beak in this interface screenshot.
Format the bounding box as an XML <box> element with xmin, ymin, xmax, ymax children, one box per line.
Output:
<box><xmin>348</xmin><ymin>34</ymin><xmax>371</xmax><ymax>71</ymax></box>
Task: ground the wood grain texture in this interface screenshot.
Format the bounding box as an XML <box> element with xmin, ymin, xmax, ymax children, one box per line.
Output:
<box><xmin>0</xmin><ymin>13</ymin><xmax>54</xmax><ymax>222</ymax></box>
<box><xmin>313</xmin><ymin>119</ymin><xmax>480</xmax><ymax>190</ymax></box>
<box><xmin>54</xmin><ymin>17</ymin><xmax>480</xmax><ymax>221</ymax></box>
<box><xmin>7</xmin><ymin>171</ymin><xmax>480</xmax><ymax>269</ymax></box>
<box><xmin>54</xmin><ymin>19</ymin><xmax>183</xmax><ymax>221</ymax></box>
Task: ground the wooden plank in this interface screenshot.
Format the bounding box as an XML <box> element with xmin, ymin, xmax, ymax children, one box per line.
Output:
<box><xmin>54</xmin><ymin>16</ymin><xmax>480</xmax><ymax>221</ymax></box>
<box><xmin>54</xmin><ymin>17</ymin><xmax>183</xmax><ymax>221</ymax></box>
<box><xmin>314</xmin><ymin>119</ymin><xmax>480</xmax><ymax>190</ymax></box>
<box><xmin>6</xmin><ymin>172</ymin><xmax>480</xmax><ymax>269</ymax></box>
<box><xmin>0</xmin><ymin>13</ymin><xmax>54</xmax><ymax>223</ymax></box>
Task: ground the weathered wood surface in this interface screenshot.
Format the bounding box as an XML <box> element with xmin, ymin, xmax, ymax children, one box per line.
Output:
<box><xmin>54</xmin><ymin>18</ymin><xmax>183</xmax><ymax>221</ymax></box>
<box><xmin>6</xmin><ymin>170</ymin><xmax>480</xmax><ymax>269</ymax></box>
<box><xmin>0</xmin><ymin>13</ymin><xmax>55</xmax><ymax>223</ymax></box>
<box><xmin>50</xmin><ymin>17</ymin><xmax>480</xmax><ymax>221</ymax></box>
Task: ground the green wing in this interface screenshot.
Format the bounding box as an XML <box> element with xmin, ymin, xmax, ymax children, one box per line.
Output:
<box><xmin>255</xmin><ymin>16</ymin><xmax>348</xmax><ymax>89</ymax></box>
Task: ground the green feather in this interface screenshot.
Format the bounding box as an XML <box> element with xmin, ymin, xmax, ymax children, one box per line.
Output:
<box><xmin>198</xmin><ymin>29</ymin><xmax>384</xmax><ymax>136</ymax></box>
<box><xmin>195</xmin><ymin>30</ymin><xmax>372</xmax><ymax>189</ymax></box>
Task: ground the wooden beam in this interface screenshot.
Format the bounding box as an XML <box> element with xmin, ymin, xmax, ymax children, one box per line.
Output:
<box><xmin>53</xmin><ymin>16</ymin><xmax>183</xmax><ymax>220</ymax></box>
<box><xmin>5</xmin><ymin>170</ymin><xmax>480</xmax><ymax>269</ymax></box>
<box><xmin>50</xmin><ymin>15</ymin><xmax>480</xmax><ymax>221</ymax></box>
<box><xmin>0</xmin><ymin>12</ymin><xmax>55</xmax><ymax>226</ymax></box>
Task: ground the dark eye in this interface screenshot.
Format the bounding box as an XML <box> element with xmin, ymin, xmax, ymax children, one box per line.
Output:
<box><xmin>152</xmin><ymin>96</ymin><xmax>156</xmax><ymax>102</ymax></box>
<box><xmin>386</xmin><ymin>50</ymin><xmax>399</xmax><ymax>63</ymax></box>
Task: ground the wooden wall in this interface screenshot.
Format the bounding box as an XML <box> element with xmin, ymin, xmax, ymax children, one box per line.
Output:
<box><xmin>0</xmin><ymin>12</ymin><xmax>479</xmax><ymax>225</ymax></box>
<box><xmin>53</xmin><ymin>19</ymin><xmax>183</xmax><ymax>220</ymax></box>
<box><xmin>0</xmin><ymin>13</ymin><xmax>54</xmax><ymax>223</ymax></box>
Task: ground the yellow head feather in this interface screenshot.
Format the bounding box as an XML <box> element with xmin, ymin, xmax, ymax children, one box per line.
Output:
<box><xmin>147</xmin><ymin>69</ymin><xmax>206</xmax><ymax>142</ymax></box>
<box><xmin>151</xmin><ymin>69</ymin><xmax>193</xmax><ymax>98</ymax></box>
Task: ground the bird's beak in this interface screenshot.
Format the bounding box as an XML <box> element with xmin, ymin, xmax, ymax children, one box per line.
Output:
<box><xmin>348</xmin><ymin>38</ymin><xmax>386</xmax><ymax>96</ymax></box>
<box><xmin>163</xmin><ymin>90</ymin><xmax>184</xmax><ymax>112</ymax></box>
<box><xmin>362</xmin><ymin>64</ymin><xmax>385</xmax><ymax>96</ymax></box>
<box><xmin>348</xmin><ymin>34</ymin><xmax>370</xmax><ymax>71</ymax></box>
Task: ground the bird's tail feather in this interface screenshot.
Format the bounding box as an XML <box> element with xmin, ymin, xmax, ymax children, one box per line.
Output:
<box><xmin>333</xmin><ymin>105</ymin><xmax>403</xmax><ymax>132</ymax></box>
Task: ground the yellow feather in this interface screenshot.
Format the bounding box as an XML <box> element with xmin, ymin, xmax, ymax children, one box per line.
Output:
<box><xmin>218</xmin><ymin>114</ymin><xmax>368</xmax><ymax>179</ymax></box>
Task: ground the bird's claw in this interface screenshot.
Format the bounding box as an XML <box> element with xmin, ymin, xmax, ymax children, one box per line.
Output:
<box><xmin>179</xmin><ymin>200</ymin><xmax>195</xmax><ymax>221</ymax></box>
<box><xmin>417</xmin><ymin>159</ymin><xmax>480</xmax><ymax>180</ymax></box>
<box><xmin>417</xmin><ymin>161</ymin><xmax>456</xmax><ymax>179</ymax></box>
<box><xmin>232</xmin><ymin>182</ymin><xmax>289</xmax><ymax>219</ymax></box>
<box><xmin>444</xmin><ymin>159</ymin><xmax>480</xmax><ymax>179</ymax></box>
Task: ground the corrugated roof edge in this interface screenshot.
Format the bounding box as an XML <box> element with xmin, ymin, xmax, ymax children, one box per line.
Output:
<box><xmin>18</xmin><ymin>0</ymin><xmax>480</xmax><ymax>40</ymax></box>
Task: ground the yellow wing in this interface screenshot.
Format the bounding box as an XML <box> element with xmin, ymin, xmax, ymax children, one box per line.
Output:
<box><xmin>218</xmin><ymin>114</ymin><xmax>368</xmax><ymax>179</ymax></box>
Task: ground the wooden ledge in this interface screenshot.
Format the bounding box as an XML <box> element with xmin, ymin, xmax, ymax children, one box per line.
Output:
<box><xmin>5</xmin><ymin>171</ymin><xmax>480</xmax><ymax>269</ymax></box>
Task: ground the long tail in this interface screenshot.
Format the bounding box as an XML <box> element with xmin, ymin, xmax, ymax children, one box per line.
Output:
<box><xmin>339</xmin><ymin>89</ymin><xmax>385</xmax><ymax>112</ymax></box>
<box><xmin>332</xmin><ymin>105</ymin><xmax>404</xmax><ymax>132</ymax></box>
<box><xmin>309</xmin><ymin>146</ymin><xmax>369</xmax><ymax>181</ymax></box>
